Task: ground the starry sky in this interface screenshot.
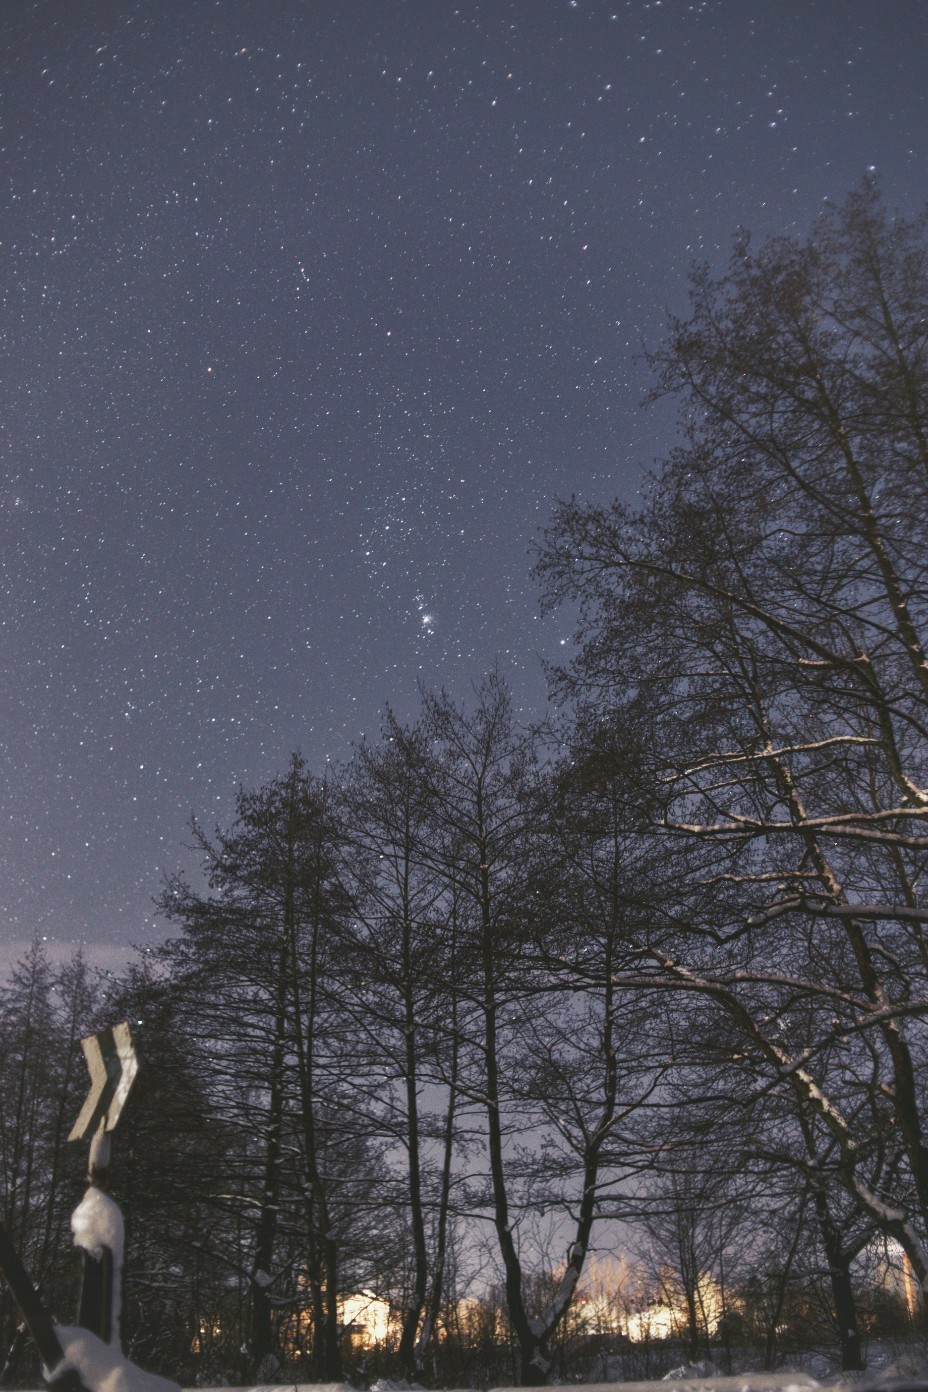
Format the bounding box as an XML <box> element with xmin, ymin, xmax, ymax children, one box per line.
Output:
<box><xmin>2</xmin><ymin>0</ymin><xmax>927</xmax><ymax>970</ymax></box>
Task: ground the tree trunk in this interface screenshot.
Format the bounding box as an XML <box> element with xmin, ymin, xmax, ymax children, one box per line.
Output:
<box><xmin>250</xmin><ymin>944</ymin><xmax>288</xmax><ymax>1374</ymax></box>
<box><xmin>399</xmin><ymin>840</ymin><xmax>429</xmax><ymax>1381</ymax></box>
<box><xmin>812</xmin><ymin>1191</ymin><xmax>864</xmax><ymax>1371</ymax></box>
<box><xmin>416</xmin><ymin>881</ymin><xmax>463</xmax><ymax>1377</ymax></box>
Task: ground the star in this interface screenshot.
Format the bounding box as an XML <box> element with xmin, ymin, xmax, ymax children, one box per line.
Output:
<box><xmin>0</xmin><ymin>0</ymin><xmax>924</xmax><ymax>972</ymax></box>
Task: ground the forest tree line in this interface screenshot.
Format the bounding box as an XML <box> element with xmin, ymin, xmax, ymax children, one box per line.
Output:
<box><xmin>3</xmin><ymin>184</ymin><xmax>928</xmax><ymax>1388</ymax></box>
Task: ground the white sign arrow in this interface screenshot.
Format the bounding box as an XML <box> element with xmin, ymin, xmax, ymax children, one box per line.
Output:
<box><xmin>69</xmin><ymin>1022</ymin><xmax>139</xmax><ymax>1142</ymax></box>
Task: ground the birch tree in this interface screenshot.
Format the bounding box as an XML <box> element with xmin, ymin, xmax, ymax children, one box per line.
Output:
<box><xmin>538</xmin><ymin>182</ymin><xmax>928</xmax><ymax>1293</ymax></box>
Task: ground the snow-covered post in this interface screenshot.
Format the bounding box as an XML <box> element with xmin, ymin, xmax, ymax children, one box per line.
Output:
<box><xmin>53</xmin><ymin>1040</ymin><xmax>180</xmax><ymax>1392</ymax></box>
<box><xmin>68</xmin><ymin>1024</ymin><xmax>138</xmax><ymax>1349</ymax></box>
<box><xmin>72</xmin><ymin>1167</ymin><xmax>124</xmax><ymax>1348</ymax></box>
<box><xmin>1</xmin><ymin>1021</ymin><xmax>179</xmax><ymax>1392</ymax></box>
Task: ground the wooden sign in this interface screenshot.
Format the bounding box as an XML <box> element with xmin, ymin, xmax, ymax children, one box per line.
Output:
<box><xmin>69</xmin><ymin>1022</ymin><xmax>138</xmax><ymax>1142</ymax></box>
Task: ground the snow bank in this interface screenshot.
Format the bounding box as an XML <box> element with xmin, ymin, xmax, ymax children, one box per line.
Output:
<box><xmin>369</xmin><ymin>1381</ymin><xmax>426</xmax><ymax>1392</ymax></box>
<box><xmin>192</xmin><ymin>1386</ymin><xmax>356</xmax><ymax>1392</ymax></box>
<box><xmin>558</xmin><ymin>1379</ymin><xmax>821</xmax><ymax>1392</ymax></box>
<box><xmin>49</xmin><ymin>1327</ymin><xmax>179</xmax><ymax>1392</ymax></box>
<box><xmin>183</xmin><ymin>1380</ymin><xmax>911</xmax><ymax>1392</ymax></box>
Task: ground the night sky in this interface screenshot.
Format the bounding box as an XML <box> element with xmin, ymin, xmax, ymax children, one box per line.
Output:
<box><xmin>2</xmin><ymin>0</ymin><xmax>927</xmax><ymax>971</ymax></box>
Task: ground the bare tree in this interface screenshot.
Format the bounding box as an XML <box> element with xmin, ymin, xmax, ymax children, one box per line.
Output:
<box><xmin>394</xmin><ymin>674</ymin><xmax>646</xmax><ymax>1384</ymax></box>
<box><xmin>157</xmin><ymin>755</ymin><xmax>381</xmax><ymax>1381</ymax></box>
<box><xmin>538</xmin><ymin>183</ymin><xmax>928</xmax><ymax>1294</ymax></box>
<box><xmin>0</xmin><ymin>942</ymin><xmax>94</xmax><ymax>1381</ymax></box>
<box><xmin>338</xmin><ymin>723</ymin><xmax>465</xmax><ymax>1381</ymax></box>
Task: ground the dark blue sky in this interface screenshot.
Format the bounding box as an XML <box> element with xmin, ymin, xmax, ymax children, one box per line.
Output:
<box><xmin>2</xmin><ymin>0</ymin><xmax>926</xmax><ymax>968</ymax></box>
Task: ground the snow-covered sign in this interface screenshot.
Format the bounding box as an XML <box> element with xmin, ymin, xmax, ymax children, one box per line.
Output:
<box><xmin>69</xmin><ymin>1023</ymin><xmax>139</xmax><ymax>1141</ymax></box>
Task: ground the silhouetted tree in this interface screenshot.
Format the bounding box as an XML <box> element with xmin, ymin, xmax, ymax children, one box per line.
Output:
<box><xmin>538</xmin><ymin>181</ymin><xmax>928</xmax><ymax>1293</ymax></box>
<box><xmin>156</xmin><ymin>755</ymin><xmax>383</xmax><ymax>1381</ymax></box>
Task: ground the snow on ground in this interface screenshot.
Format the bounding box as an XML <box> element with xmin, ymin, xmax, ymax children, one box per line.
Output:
<box><xmin>191</xmin><ymin>1386</ymin><xmax>356</xmax><ymax>1392</ymax></box>
<box><xmin>570</xmin><ymin>1377</ymin><xmax>928</xmax><ymax>1392</ymax></box>
<box><xmin>54</xmin><ymin>1339</ymin><xmax>928</xmax><ymax>1392</ymax></box>
<box><xmin>191</xmin><ymin>1381</ymin><xmax>456</xmax><ymax>1392</ymax></box>
<box><xmin>188</xmin><ymin>1378</ymin><xmax>925</xmax><ymax>1392</ymax></box>
<box><xmin>93</xmin><ymin>1343</ymin><xmax>928</xmax><ymax>1392</ymax></box>
<box><xmin>569</xmin><ymin>1378</ymin><xmax>823</xmax><ymax>1392</ymax></box>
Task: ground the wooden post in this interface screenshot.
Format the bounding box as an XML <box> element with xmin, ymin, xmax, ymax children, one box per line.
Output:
<box><xmin>75</xmin><ymin>1123</ymin><xmax>116</xmax><ymax>1344</ymax></box>
<box><xmin>69</xmin><ymin>1025</ymin><xmax>137</xmax><ymax>1349</ymax></box>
